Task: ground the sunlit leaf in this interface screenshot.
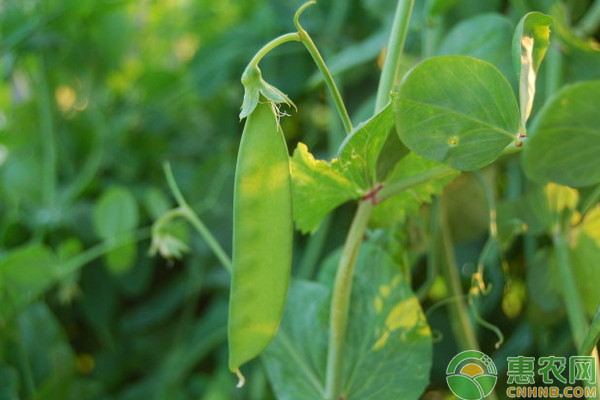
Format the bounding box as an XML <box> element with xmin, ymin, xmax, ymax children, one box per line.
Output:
<box><xmin>395</xmin><ymin>56</ymin><xmax>520</xmax><ymax>171</ymax></box>
<box><xmin>291</xmin><ymin>143</ymin><xmax>363</xmax><ymax>234</ymax></box>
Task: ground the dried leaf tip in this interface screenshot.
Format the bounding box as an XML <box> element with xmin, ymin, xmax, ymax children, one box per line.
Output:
<box><xmin>234</xmin><ymin>369</ymin><xmax>246</xmax><ymax>388</ymax></box>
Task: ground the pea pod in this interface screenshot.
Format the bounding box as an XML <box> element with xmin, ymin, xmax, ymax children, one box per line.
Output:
<box><xmin>229</xmin><ymin>101</ymin><xmax>293</xmax><ymax>383</ymax></box>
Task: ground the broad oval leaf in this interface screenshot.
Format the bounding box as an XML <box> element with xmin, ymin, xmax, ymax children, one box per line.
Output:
<box><xmin>263</xmin><ymin>241</ymin><xmax>432</xmax><ymax>400</ymax></box>
<box><xmin>229</xmin><ymin>101</ymin><xmax>293</xmax><ymax>378</ymax></box>
<box><xmin>521</xmin><ymin>80</ymin><xmax>600</xmax><ymax>187</ymax></box>
<box><xmin>512</xmin><ymin>12</ymin><xmax>553</xmax><ymax>125</ymax></box>
<box><xmin>395</xmin><ymin>56</ymin><xmax>520</xmax><ymax>171</ymax></box>
<box><xmin>93</xmin><ymin>186</ymin><xmax>139</xmax><ymax>274</ymax></box>
<box><xmin>93</xmin><ymin>186</ymin><xmax>139</xmax><ymax>239</ymax></box>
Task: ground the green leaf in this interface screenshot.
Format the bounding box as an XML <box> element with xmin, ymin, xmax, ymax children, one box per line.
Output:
<box><xmin>143</xmin><ymin>187</ymin><xmax>172</xmax><ymax>220</ymax></box>
<box><xmin>93</xmin><ymin>186</ymin><xmax>139</xmax><ymax>273</ymax></box>
<box><xmin>292</xmin><ymin>100</ymin><xmax>411</xmax><ymax>234</ymax></box>
<box><xmin>521</xmin><ymin>80</ymin><xmax>600</xmax><ymax>187</ymax></box>
<box><xmin>512</xmin><ymin>12</ymin><xmax>553</xmax><ymax>125</ymax></box>
<box><xmin>572</xmin><ymin>232</ymin><xmax>600</xmax><ymax>317</ymax></box>
<box><xmin>93</xmin><ymin>185</ymin><xmax>139</xmax><ymax>239</ymax></box>
<box><xmin>0</xmin><ymin>245</ymin><xmax>58</xmax><ymax>320</ymax></box>
<box><xmin>395</xmin><ymin>56</ymin><xmax>520</xmax><ymax>171</ymax></box>
<box><xmin>0</xmin><ymin>365</ymin><xmax>19</xmax><ymax>400</ymax></box>
<box><xmin>525</xmin><ymin>248</ymin><xmax>562</xmax><ymax>313</ymax></box>
<box><xmin>263</xmin><ymin>241</ymin><xmax>432</xmax><ymax>400</ymax></box>
<box><xmin>291</xmin><ymin>143</ymin><xmax>363</xmax><ymax>234</ymax></box>
<box><xmin>371</xmin><ymin>153</ymin><xmax>459</xmax><ymax>227</ymax></box>
<box><xmin>105</xmin><ymin>239</ymin><xmax>137</xmax><ymax>275</ymax></box>
<box><xmin>16</xmin><ymin>302</ymin><xmax>76</xmax><ymax>393</ymax></box>
<box><xmin>337</xmin><ymin>96</ymin><xmax>403</xmax><ymax>188</ymax></box>
<box><xmin>439</xmin><ymin>14</ymin><xmax>514</xmax><ymax>83</ymax></box>
<box><xmin>425</xmin><ymin>0</ymin><xmax>459</xmax><ymax>19</ymax></box>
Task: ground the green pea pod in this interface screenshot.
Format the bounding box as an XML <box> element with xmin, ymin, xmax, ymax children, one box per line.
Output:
<box><xmin>229</xmin><ymin>101</ymin><xmax>293</xmax><ymax>384</ymax></box>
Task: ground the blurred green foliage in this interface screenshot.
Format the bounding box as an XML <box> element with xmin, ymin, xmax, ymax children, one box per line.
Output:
<box><xmin>0</xmin><ymin>1</ymin><xmax>398</xmax><ymax>398</ymax></box>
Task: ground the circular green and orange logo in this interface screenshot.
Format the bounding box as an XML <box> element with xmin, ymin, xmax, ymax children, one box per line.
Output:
<box><xmin>446</xmin><ymin>350</ymin><xmax>497</xmax><ymax>400</ymax></box>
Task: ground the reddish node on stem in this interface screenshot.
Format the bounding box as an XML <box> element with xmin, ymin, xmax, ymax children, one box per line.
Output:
<box><xmin>362</xmin><ymin>183</ymin><xmax>384</xmax><ymax>205</ymax></box>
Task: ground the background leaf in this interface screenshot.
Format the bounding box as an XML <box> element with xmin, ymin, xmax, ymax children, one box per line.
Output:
<box><xmin>0</xmin><ymin>245</ymin><xmax>58</xmax><ymax>320</ymax></box>
<box><xmin>439</xmin><ymin>14</ymin><xmax>514</xmax><ymax>84</ymax></box>
<box><xmin>263</xmin><ymin>241</ymin><xmax>432</xmax><ymax>400</ymax></box>
<box><xmin>521</xmin><ymin>80</ymin><xmax>600</xmax><ymax>187</ymax></box>
<box><xmin>92</xmin><ymin>186</ymin><xmax>139</xmax><ymax>273</ymax></box>
<box><xmin>93</xmin><ymin>186</ymin><xmax>139</xmax><ymax>239</ymax></box>
<box><xmin>395</xmin><ymin>56</ymin><xmax>520</xmax><ymax>171</ymax></box>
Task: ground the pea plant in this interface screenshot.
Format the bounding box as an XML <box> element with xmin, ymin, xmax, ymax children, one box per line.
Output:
<box><xmin>154</xmin><ymin>0</ymin><xmax>600</xmax><ymax>399</ymax></box>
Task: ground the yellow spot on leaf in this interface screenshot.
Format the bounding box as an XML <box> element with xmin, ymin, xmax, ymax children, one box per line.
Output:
<box><xmin>379</xmin><ymin>285</ymin><xmax>391</xmax><ymax>298</ymax></box>
<box><xmin>374</xmin><ymin>296</ymin><xmax>383</xmax><ymax>313</ymax></box>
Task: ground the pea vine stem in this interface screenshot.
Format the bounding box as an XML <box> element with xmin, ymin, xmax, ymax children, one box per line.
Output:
<box><xmin>576</xmin><ymin>0</ymin><xmax>600</xmax><ymax>36</ymax></box>
<box><xmin>323</xmin><ymin>1</ymin><xmax>415</xmax><ymax>398</ymax></box>
<box><xmin>374</xmin><ymin>0</ymin><xmax>415</xmax><ymax>112</ymax></box>
<box><xmin>324</xmin><ymin>200</ymin><xmax>373</xmax><ymax>400</ymax></box>
<box><xmin>552</xmin><ymin>224</ymin><xmax>588</xmax><ymax>348</ymax></box>
<box><xmin>295</xmin><ymin>1</ymin><xmax>353</xmax><ymax>134</ymax></box>
<box><xmin>36</xmin><ymin>54</ymin><xmax>57</xmax><ymax>208</ymax></box>
<box><xmin>163</xmin><ymin>162</ymin><xmax>232</xmax><ymax>273</ymax></box>
<box><xmin>376</xmin><ymin>166</ymin><xmax>455</xmax><ymax>204</ymax></box>
<box><xmin>246</xmin><ymin>33</ymin><xmax>301</xmax><ymax>68</ymax></box>
<box><xmin>580</xmin><ymin>305</ymin><xmax>600</xmax><ymax>356</ymax></box>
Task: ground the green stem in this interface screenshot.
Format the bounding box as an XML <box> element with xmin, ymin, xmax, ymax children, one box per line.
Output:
<box><xmin>374</xmin><ymin>0</ymin><xmax>414</xmax><ymax>112</ymax></box>
<box><xmin>324</xmin><ymin>200</ymin><xmax>373</xmax><ymax>400</ymax></box>
<box><xmin>580</xmin><ymin>305</ymin><xmax>600</xmax><ymax>356</ymax></box>
<box><xmin>295</xmin><ymin>1</ymin><xmax>353</xmax><ymax>134</ymax></box>
<box><xmin>376</xmin><ymin>166</ymin><xmax>455</xmax><ymax>204</ymax></box>
<box><xmin>438</xmin><ymin>197</ymin><xmax>480</xmax><ymax>352</ymax></box>
<box><xmin>60</xmin><ymin>105</ymin><xmax>105</xmax><ymax>205</ymax></box>
<box><xmin>552</xmin><ymin>225</ymin><xmax>588</xmax><ymax>348</ymax></box>
<box><xmin>246</xmin><ymin>33</ymin><xmax>301</xmax><ymax>68</ymax></box>
<box><xmin>163</xmin><ymin>162</ymin><xmax>232</xmax><ymax>273</ymax></box>
<box><xmin>418</xmin><ymin>198</ymin><xmax>441</xmax><ymax>300</ymax></box>
<box><xmin>58</xmin><ymin>228</ymin><xmax>151</xmax><ymax>279</ymax></box>
<box><xmin>576</xmin><ymin>0</ymin><xmax>600</xmax><ymax>36</ymax></box>
<box><xmin>183</xmin><ymin>208</ymin><xmax>232</xmax><ymax>273</ymax></box>
<box><xmin>37</xmin><ymin>54</ymin><xmax>57</xmax><ymax>207</ymax></box>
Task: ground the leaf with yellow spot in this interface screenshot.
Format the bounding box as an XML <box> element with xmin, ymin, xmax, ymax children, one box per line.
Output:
<box><xmin>263</xmin><ymin>240</ymin><xmax>431</xmax><ymax>400</ymax></box>
<box><xmin>291</xmin><ymin>143</ymin><xmax>363</xmax><ymax>234</ymax></box>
